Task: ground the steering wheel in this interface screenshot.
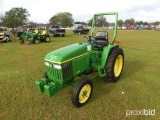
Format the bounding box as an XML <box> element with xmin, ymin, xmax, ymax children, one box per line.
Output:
<box><xmin>84</xmin><ymin>35</ymin><xmax>95</xmax><ymax>42</ymax></box>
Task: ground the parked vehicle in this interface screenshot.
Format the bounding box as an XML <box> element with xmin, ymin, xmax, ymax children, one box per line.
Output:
<box><xmin>156</xmin><ymin>24</ymin><xmax>160</xmax><ymax>31</ymax></box>
<box><xmin>48</xmin><ymin>25</ymin><xmax>65</xmax><ymax>37</ymax></box>
<box><xmin>109</xmin><ymin>26</ymin><xmax>114</xmax><ymax>30</ymax></box>
<box><xmin>73</xmin><ymin>22</ymin><xmax>89</xmax><ymax>34</ymax></box>
<box><xmin>146</xmin><ymin>25</ymin><xmax>152</xmax><ymax>30</ymax></box>
<box><xmin>20</xmin><ymin>29</ymin><xmax>50</xmax><ymax>45</ymax></box>
<box><xmin>135</xmin><ymin>26</ymin><xmax>142</xmax><ymax>30</ymax></box>
<box><xmin>16</xmin><ymin>26</ymin><xmax>28</xmax><ymax>37</ymax></box>
<box><xmin>36</xmin><ymin>12</ymin><xmax>124</xmax><ymax>108</ymax></box>
<box><xmin>122</xmin><ymin>26</ymin><xmax>126</xmax><ymax>30</ymax></box>
<box><xmin>0</xmin><ymin>27</ymin><xmax>14</xmax><ymax>43</ymax></box>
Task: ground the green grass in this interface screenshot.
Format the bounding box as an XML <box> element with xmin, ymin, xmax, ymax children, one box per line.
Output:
<box><xmin>0</xmin><ymin>30</ymin><xmax>160</xmax><ymax>120</ymax></box>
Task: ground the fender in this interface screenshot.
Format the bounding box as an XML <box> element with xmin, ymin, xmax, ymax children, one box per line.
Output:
<box><xmin>98</xmin><ymin>44</ymin><xmax>119</xmax><ymax>77</ymax></box>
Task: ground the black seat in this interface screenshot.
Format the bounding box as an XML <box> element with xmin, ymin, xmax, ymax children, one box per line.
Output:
<box><xmin>93</xmin><ymin>31</ymin><xmax>109</xmax><ymax>49</ymax></box>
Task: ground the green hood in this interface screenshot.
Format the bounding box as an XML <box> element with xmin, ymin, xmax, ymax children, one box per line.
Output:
<box><xmin>45</xmin><ymin>42</ymin><xmax>92</xmax><ymax>64</ymax></box>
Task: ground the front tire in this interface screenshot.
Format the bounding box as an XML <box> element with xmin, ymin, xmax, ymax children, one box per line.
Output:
<box><xmin>5</xmin><ymin>37</ymin><xmax>9</xmax><ymax>43</ymax></box>
<box><xmin>72</xmin><ymin>78</ymin><xmax>93</xmax><ymax>107</ymax></box>
<box><xmin>33</xmin><ymin>39</ymin><xmax>39</xmax><ymax>44</ymax></box>
<box><xmin>105</xmin><ymin>47</ymin><xmax>124</xmax><ymax>82</ymax></box>
<box><xmin>45</xmin><ymin>36</ymin><xmax>50</xmax><ymax>42</ymax></box>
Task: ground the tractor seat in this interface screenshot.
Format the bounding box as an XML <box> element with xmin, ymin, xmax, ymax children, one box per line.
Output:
<box><xmin>34</xmin><ymin>30</ymin><xmax>38</xmax><ymax>33</ymax></box>
<box><xmin>93</xmin><ymin>31</ymin><xmax>109</xmax><ymax>49</ymax></box>
<box><xmin>41</xmin><ymin>30</ymin><xmax>47</xmax><ymax>35</ymax></box>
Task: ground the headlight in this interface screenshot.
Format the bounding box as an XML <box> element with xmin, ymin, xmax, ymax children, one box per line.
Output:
<box><xmin>53</xmin><ymin>64</ymin><xmax>62</xmax><ymax>69</ymax></box>
<box><xmin>45</xmin><ymin>62</ymin><xmax>50</xmax><ymax>66</ymax></box>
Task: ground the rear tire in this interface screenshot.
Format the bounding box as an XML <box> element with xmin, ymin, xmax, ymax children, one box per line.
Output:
<box><xmin>105</xmin><ymin>47</ymin><xmax>124</xmax><ymax>82</ymax></box>
<box><xmin>72</xmin><ymin>78</ymin><xmax>93</xmax><ymax>107</ymax></box>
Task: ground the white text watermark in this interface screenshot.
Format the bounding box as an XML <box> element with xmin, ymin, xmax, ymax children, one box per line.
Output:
<box><xmin>126</xmin><ymin>109</ymin><xmax>155</xmax><ymax>117</ymax></box>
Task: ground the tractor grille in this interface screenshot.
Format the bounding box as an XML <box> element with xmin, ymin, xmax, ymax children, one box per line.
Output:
<box><xmin>62</xmin><ymin>62</ymin><xmax>72</xmax><ymax>80</ymax></box>
<box><xmin>47</xmin><ymin>61</ymin><xmax>72</xmax><ymax>82</ymax></box>
<box><xmin>52</xmin><ymin>68</ymin><xmax>63</xmax><ymax>80</ymax></box>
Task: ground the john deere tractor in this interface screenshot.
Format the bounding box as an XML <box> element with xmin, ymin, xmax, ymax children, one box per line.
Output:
<box><xmin>36</xmin><ymin>12</ymin><xmax>124</xmax><ymax>107</ymax></box>
<box><xmin>20</xmin><ymin>29</ymin><xmax>50</xmax><ymax>45</ymax></box>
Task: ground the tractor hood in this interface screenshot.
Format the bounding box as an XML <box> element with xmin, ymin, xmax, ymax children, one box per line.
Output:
<box><xmin>45</xmin><ymin>42</ymin><xmax>92</xmax><ymax>64</ymax></box>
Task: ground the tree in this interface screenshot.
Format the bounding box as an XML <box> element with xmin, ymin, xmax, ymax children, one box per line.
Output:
<box><xmin>81</xmin><ymin>21</ymin><xmax>87</xmax><ymax>26</ymax></box>
<box><xmin>87</xmin><ymin>19</ymin><xmax>92</xmax><ymax>26</ymax></box>
<box><xmin>28</xmin><ymin>21</ymin><xmax>38</xmax><ymax>28</ymax></box>
<box><xmin>124</xmin><ymin>18</ymin><xmax>135</xmax><ymax>25</ymax></box>
<box><xmin>129</xmin><ymin>18</ymin><xmax>135</xmax><ymax>25</ymax></box>
<box><xmin>135</xmin><ymin>21</ymin><xmax>143</xmax><ymax>25</ymax></box>
<box><xmin>153</xmin><ymin>21</ymin><xmax>160</xmax><ymax>26</ymax></box>
<box><xmin>95</xmin><ymin>16</ymin><xmax>109</xmax><ymax>27</ymax></box>
<box><xmin>49</xmin><ymin>12</ymin><xmax>74</xmax><ymax>27</ymax></box>
<box><xmin>118</xmin><ymin>19</ymin><xmax>123</xmax><ymax>27</ymax></box>
<box><xmin>0</xmin><ymin>12</ymin><xmax>4</xmax><ymax>26</ymax></box>
<box><xmin>87</xmin><ymin>16</ymin><xmax>109</xmax><ymax>27</ymax></box>
<box><xmin>3</xmin><ymin>7</ymin><xmax>30</xmax><ymax>28</ymax></box>
<box><xmin>143</xmin><ymin>22</ymin><xmax>148</xmax><ymax>25</ymax></box>
<box><xmin>124</xmin><ymin>19</ymin><xmax>130</xmax><ymax>25</ymax></box>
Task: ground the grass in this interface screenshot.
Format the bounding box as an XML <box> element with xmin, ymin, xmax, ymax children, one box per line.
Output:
<box><xmin>0</xmin><ymin>30</ymin><xmax>160</xmax><ymax>120</ymax></box>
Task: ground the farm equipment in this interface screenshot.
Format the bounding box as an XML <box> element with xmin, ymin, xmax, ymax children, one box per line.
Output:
<box><xmin>17</xmin><ymin>30</ymin><xmax>24</xmax><ymax>37</ymax></box>
<box><xmin>20</xmin><ymin>29</ymin><xmax>50</xmax><ymax>45</ymax></box>
<box><xmin>35</xmin><ymin>12</ymin><xmax>124</xmax><ymax>107</ymax></box>
<box><xmin>16</xmin><ymin>26</ymin><xmax>28</xmax><ymax>37</ymax></box>
<box><xmin>0</xmin><ymin>27</ymin><xmax>14</xmax><ymax>43</ymax></box>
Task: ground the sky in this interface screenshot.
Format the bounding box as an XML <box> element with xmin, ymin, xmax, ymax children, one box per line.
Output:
<box><xmin>0</xmin><ymin>0</ymin><xmax>160</xmax><ymax>24</ymax></box>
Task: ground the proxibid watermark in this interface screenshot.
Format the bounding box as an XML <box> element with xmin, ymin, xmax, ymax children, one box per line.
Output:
<box><xmin>126</xmin><ymin>109</ymin><xmax>155</xmax><ymax>117</ymax></box>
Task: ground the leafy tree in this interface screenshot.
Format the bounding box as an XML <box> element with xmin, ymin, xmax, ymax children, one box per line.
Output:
<box><xmin>124</xmin><ymin>18</ymin><xmax>135</xmax><ymax>25</ymax></box>
<box><xmin>81</xmin><ymin>21</ymin><xmax>87</xmax><ymax>26</ymax></box>
<box><xmin>135</xmin><ymin>21</ymin><xmax>143</xmax><ymax>25</ymax></box>
<box><xmin>3</xmin><ymin>7</ymin><xmax>30</xmax><ymax>27</ymax></box>
<box><xmin>87</xmin><ymin>16</ymin><xmax>109</xmax><ymax>27</ymax></box>
<box><xmin>87</xmin><ymin>19</ymin><xmax>92</xmax><ymax>26</ymax></box>
<box><xmin>118</xmin><ymin>19</ymin><xmax>123</xmax><ymax>27</ymax></box>
<box><xmin>0</xmin><ymin>12</ymin><xmax>4</xmax><ymax>26</ymax></box>
<box><xmin>129</xmin><ymin>18</ymin><xmax>135</xmax><ymax>25</ymax></box>
<box><xmin>153</xmin><ymin>21</ymin><xmax>160</xmax><ymax>26</ymax></box>
<box><xmin>95</xmin><ymin>16</ymin><xmax>109</xmax><ymax>27</ymax></box>
<box><xmin>124</xmin><ymin>19</ymin><xmax>130</xmax><ymax>25</ymax></box>
<box><xmin>143</xmin><ymin>22</ymin><xmax>148</xmax><ymax>25</ymax></box>
<box><xmin>49</xmin><ymin>12</ymin><xmax>74</xmax><ymax>27</ymax></box>
<box><xmin>28</xmin><ymin>21</ymin><xmax>39</xmax><ymax>28</ymax></box>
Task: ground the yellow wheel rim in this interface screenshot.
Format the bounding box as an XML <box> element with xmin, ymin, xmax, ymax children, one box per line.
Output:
<box><xmin>114</xmin><ymin>55</ymin><xmax>123</xmax><ymax>77</ymax></box>
<box><xmin>79</xmin><ymin>84</ymin><xmax>91</xmax><ymax>103</ymax></box>
<box><xmin>46</xmin><ymin>37</ymin><xmax>49</xmax><ymax>41</ymax></box>
<box><xmin>35</xmin><ymin>39</ymin><xmax>39</xmax><ymax>44</ymax></box>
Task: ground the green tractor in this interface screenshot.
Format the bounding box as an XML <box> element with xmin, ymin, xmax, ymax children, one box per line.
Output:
<box><xmin>36</xmin><ymin>12</ymin><xmax>124</xmax><ymax>107</ymax></box>
<box><xmin>20</xmin><ymin>29</ymin><xmax>50</xmax><ymax>45</ymax></box>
